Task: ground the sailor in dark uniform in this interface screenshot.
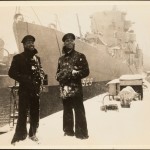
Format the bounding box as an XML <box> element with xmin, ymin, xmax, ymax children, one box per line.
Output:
<box><xmin>8</xmin><ymin>35</ymin><xmax>45</xmax><ymax>144</ymax></box>
<box><xmin>56</xmin><ymin>33</ymin><xmax>90</xmax><ymax>139</ymax></box>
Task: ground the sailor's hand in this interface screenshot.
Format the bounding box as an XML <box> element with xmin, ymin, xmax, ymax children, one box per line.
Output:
<box><xmin>72</xmin><ymin>70</ymin><xmax>79</xmax><ymax>76</ymax></box>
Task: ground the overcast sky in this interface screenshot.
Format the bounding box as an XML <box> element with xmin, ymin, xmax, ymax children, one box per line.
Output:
<box><xmin>0</xmin><ymin>1</ymin><xmax>150</xmax><ymax>62</ymax></box>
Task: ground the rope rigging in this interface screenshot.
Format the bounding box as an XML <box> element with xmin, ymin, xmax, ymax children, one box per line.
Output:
<box><xmin>30</xmin><ymin>7</ymin><xmax>43</xmax><ymax>26</ymax></box>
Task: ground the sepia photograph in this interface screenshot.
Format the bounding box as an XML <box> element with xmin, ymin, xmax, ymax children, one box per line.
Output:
<box><xmin>0</xmin><ymin>1</ymin><xmax>150</xmax><ymax>149</ymax></box>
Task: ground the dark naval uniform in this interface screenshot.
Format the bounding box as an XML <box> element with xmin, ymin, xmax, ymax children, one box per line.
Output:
<box><xmin>56</xmin><ymin>44</ymin><xmax>90</xmax><ymax>139</ymax></box>
<box><xmin>8</xmin><ymin>35</ymin><xmax>45</xmax><ymax>144</ymax></box>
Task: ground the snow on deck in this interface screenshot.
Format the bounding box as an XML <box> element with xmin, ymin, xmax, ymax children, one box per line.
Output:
<box><xmin>0</xmin><ymin>80</ymin><xmax>150</xmax><ymax>149</ymax></box>
<box><xmin>120</xmin><ymin>74</ymin><xmax>143</xmax><ymax>80</ymax></box>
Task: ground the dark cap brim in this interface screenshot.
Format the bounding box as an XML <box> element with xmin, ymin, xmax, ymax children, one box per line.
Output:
<box><xmin>62</xmin><ymin>33</ymin><xmax>75</xmax><ymax>42</ymax></box>
<box><xmin>21</xmin><ymin>35</ymin><xmax>35</xmax><ymax>43</ymax></box>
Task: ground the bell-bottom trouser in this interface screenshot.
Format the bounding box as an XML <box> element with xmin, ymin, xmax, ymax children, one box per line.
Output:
<box><xmin>62</xmin><ymin>95</ymin><xmax>88</xmax><ymax>137</ymax></box>
<box><xmin>14</xmin><ymin>91</ymin><xmax>40</xmax><ymax>139</ymax></box>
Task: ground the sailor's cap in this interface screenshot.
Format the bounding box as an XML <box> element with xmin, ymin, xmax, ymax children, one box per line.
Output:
<box><xmin>21</xmin><ymin>35</ymin><xmax>35</xmax><ymax>44</ymax></box>
<box><xmin>62</xmin><ymin>33</ymin><xmax>75</xmax><ymax>42</ymax></box>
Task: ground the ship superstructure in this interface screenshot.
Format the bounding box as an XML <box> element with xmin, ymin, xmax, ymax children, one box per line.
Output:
<box><xmin>85</xmin><ymin>7</ymin><xmax>143</xmax><ymax>73</ymax></box>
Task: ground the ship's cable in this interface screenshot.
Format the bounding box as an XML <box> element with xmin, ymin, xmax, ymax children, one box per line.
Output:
<box><xmin>54</xmin><ymin>30</ymin><xmax>61</xmax><ymax>56</ymax></box>
<box><xmin>31</xmin><ymin>7</ymin><xmax>42</xmax><ymax>26</ymax></box>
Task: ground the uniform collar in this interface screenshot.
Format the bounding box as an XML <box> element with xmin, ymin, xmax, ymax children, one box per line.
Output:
<box><xmin>64</xmin><ymin>48</ymin><xmax>74</xmax><ymax>56</ymax></box>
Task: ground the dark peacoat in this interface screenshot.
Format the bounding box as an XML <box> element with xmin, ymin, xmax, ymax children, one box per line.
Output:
<box><xmin>8</xmin><ymin>51</ymin><xmax>45</xmax><ymax>94</ymax></box>
<box><xmin>56</xmin><ymin>49</ymin><xmax>89</xmax><ymax>99</ymax></box>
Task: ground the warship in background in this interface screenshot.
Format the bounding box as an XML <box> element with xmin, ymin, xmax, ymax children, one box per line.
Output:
<box><xmin>0</xmin><ymin>6</ymin><xmax>143</xmax><ymax>127</ymax></box>
<box><xmin>0</xmin><ymin>39</ymin><xmax>14</xmax><ymax>127</ymax></box>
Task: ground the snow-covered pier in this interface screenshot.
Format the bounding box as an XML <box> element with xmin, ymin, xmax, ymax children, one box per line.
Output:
<box><xmin>0</xmin><ymin>80</ymin><xmax>150</xmax><ymax>149</ymax></box>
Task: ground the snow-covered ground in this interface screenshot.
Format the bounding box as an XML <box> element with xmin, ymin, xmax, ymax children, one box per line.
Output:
<box><xmin>0</xmin><ymin>80</ymin><xmax>150</xmax><ymax>149</ymax></box>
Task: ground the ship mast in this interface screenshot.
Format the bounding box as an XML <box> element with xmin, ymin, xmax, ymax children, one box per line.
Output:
<box><xmin>76</xmin><ymin>13</ymin><xmax>83</xmax><ymax>39</ymax></box>
<box><xmin>54</xmin><ymin>14</ymin><xmax>62</xmax><ymax>32</ymax></box>
<box><xmin>15</xmin><ymin>6</ymin><xmax>21</xmax><ymax>14</ymax></box>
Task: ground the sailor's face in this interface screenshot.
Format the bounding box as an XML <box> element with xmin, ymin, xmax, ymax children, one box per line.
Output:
<box><xmin>24</xmin><ymin>40</ymin><xmax>35</xmax><ymax>51</ymax></box>
<box><xmin>64</xmin><ymin>38</ymin><xmax>75</xmax><ymax>49</ymax></box>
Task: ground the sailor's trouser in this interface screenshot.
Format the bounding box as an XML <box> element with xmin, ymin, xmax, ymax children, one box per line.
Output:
<box><xmin>14</xmin><ymin>90</ymin><xmax>40</xmax><ymax>139</ymax></box>
<box><xmin>62</xmin><ymin>95</ymin><xmax>88</xmax><ymax>138</ymax></box>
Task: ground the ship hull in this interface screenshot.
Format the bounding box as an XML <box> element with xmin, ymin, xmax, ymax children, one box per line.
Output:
<box><xmin>12</xmin><ymin>21</ymin><xmax>137</xmax><ymax>116</ymax></box>
<box><xmin>0</xmin><ymin>21</ymin><xmax>138</xmax><ymax>127</ymax></box>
